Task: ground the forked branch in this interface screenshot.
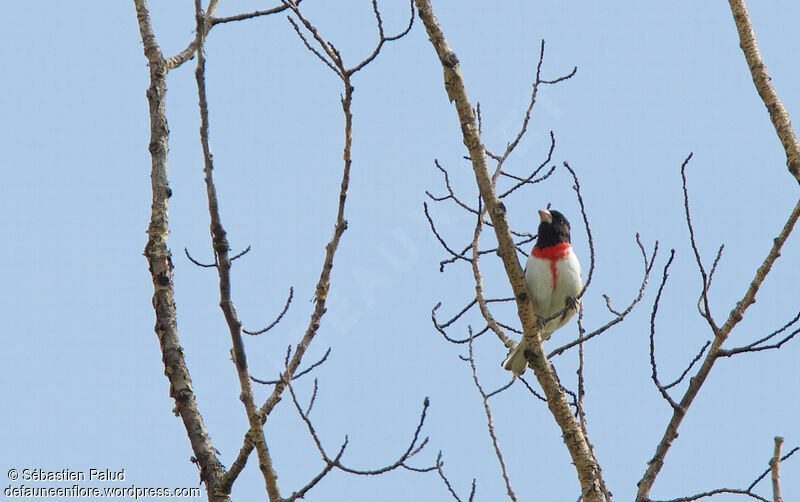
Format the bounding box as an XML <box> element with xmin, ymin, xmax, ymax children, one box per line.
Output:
<box><xmin>414</xmin><ymin>1</ymin><xmax>605</xmax><ymax>499</ymax></box>
<box><xmin>635</xmin><ymin>157</ymin><xmax>800</xmax><ymax>501</ymax></box>
<box><xmin>192</xmin><ymin>3</ymin><xmax>280</xmax><ymax>498</ymax></box>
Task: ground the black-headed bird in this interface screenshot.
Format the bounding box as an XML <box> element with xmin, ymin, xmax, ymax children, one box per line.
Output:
<box><xmin>502</xmin><ymin>209</ymin><xmax>582</xmax><ymax>375</ymax></box>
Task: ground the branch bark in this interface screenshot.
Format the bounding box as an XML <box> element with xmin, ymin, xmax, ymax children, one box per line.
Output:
<box><xmin>728</xmin><ymin>0</ymin><xmax>800</xmax><ymax>183</ymax></box>
<box><xmin>636</xmin><ymin>198</ymin><xmax>800</xmax><ymax>501</ymax></box>
<box><xmin>133</xmin><ymin>0</ymin><xmax>227</xmax><ymax>500</ymax></box>
<box><xmin>414</xmin><ymin>1</ymin><xmax>605</xmax><ymax>500</ymax></box>
<box><xmin>770</xmin><ymin>437</ymin><xmax>784</xmax><ymax>502</ymax></box>
<box><xmin>192</xmin><ymin>4</ymin><xmax>281</xmax><ymax>499</ymax></box>
<box><xmin>637</xmin><ymin>4</ymin><xmax>800</xmax><ymax>497</ymax></box>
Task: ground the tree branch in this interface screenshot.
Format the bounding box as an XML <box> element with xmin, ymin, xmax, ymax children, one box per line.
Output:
<box><xmin>727</xmin><ymin>0</ymin><xmax>800</xmax><ymax>183</ymax></box>
<box><xmin>211</xmin><ymin>2</ymin><xmax>297</xmax><ymax>26</ymax></box>
<box><xmin>165</xmin><ymin>0</ymin><xmax>220</xmax><ymax>70</ymax></box>
<box><xmin>635</xmin><ymin>178</ymin><xmax>800</xmax><ymax>501</ymax></box>
<box><xmin>133</xmin><ymin>1</ymin><xmax>228</xmax><ymax>499</ymax></box>
<box><xmin>243</xmin><ymin>287</ymin><xmax>294</xmax><ymax>336</ymax></box>
<box><xmin>770</xmin><ymin>436</ymin><xmax>784</xmax><ymax>502</ymax></box>
<box><xmin>192</xmin><ymin>3</ymin><xmax>280</xmax><ymax>498</ymax></box>
<box><xmin>414</xmin><ymin>2</ymin><xmax>606</xmax><ymax>500</ymax></box>
<box><xmin>462</xmin><ymin>330</ymin><xmax>517</xmax><ymax>501</ymax></box>
<box><xmin>436</xmin><ymin>452</ymin><xmax>477</xmax><ymax>502</ymax></box>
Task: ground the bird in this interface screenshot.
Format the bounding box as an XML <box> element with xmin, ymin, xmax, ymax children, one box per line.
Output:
<box><xmin>502</xmin><ymin>209</ymin><xmax>582</xmax><ymax>375</ymax></box>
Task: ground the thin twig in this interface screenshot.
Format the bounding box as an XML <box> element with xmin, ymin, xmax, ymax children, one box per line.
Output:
<box><xmin>349</xmin><ymin>0</ymin><xmax>415</xmax><ymax>75</ymax></box>
<box><xmin>431</xmin><ymin>302</ymin><xmax>491</xmax><ymax>344</ymax></box>
<box><xmin>230</xmin><ymin>245</ymin><xmax>251</xmax><ymax>261</ymax></box>
<box><xmin>185</xmin><ymin>247</ymin><xmax>217</xmax><ymax>268</ymax></box>
<box><xmin>663</xmin><ymin>340</ymin><xmax>711</xmax><ymax>390</ymax></box>
<box><xmin>563</xmin><ymin>162</ymin><xmax>595</xmax><ymax>299</ymax></box>
<box><xmin>427</xmin><ymin>159</ymin><xmax>479</xmax><ymax>214</ymax></box>
<box><xmin>718</xmin><ymin>310</ymin><xmax>800</xmax><ymax>357</ymax></box>
<box><xmin>415</xmin><ymin>3</ymin><xmax>605</xmax><ymax>497</ymax></box>
<box><xmin>648</xmin><ymin>250</ymin><xmax>681</xmax><ymax>410</ymax></box>
<box><xmin>211</xmin><ymin>1</ymin><xmax>297</xmax><ymax>26</ymax></box>
<box><xmin>243</xmin><ymin>287</ymin><xmax>294</xmax><ymax>335</ymax></box>
<box><xmin>635</xmin><ymin>181</ymin><xmax>800</xmax><ymax>502</ymax></box>
<box><xmin>466</xmin><ymin>329</ymin><xmax>518</xmax><ymax>502</ymax></box>
<box><xmin>288</xmin><ymin>375</ymin><xmax>434</xmax><ymax>476</ymax></box>
<box><xmin>653</xmin><ymin>442</ymin><xmax>799</xmax><ymax>502</ymax></box>
<box><xmin>436</xmin><ymin>452</ymin><xmax>477</xmax><ymax>502</ymax></box>
<box><xmin>498</xmin><ymin>132</ymin><xmax>556</xmax><ymax>198</ymax></box>
<box><xmin>251</xmin><ymin>348</ymin><xmax>331</xmax><ymax>385</ymax></box>
<box><xmin>681</xmin><ymin>153</ymin><xmax>720</xmax><ymax>333</ymax></box>
<box><xmin>748</xmin><ymin>446</ymin><xmax>798</xmax><ymax>491</ymax></box>
<box><xmin>424</xmin><ymin>201</ymin><xmax>473</xmax><ymax>268</ymax></box>
<box><xmin>550</xmin><ymin>235</ymin><xmax>657</xmax><ymax>357</ymax></box>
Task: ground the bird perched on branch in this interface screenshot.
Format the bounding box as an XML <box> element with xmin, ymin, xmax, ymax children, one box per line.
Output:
<box><xmin>502</xmin><ymin>209</ymin><xmax>582</xmax><ymax>375</ymax></box>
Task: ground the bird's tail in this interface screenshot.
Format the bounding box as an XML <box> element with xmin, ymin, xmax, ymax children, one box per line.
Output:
<box><xmin>502</xmin><ymin>344</ymin><xmax>528</xmax><ymax>376</ymax></box>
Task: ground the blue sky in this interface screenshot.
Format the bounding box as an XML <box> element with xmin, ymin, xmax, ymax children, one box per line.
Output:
<box><xmin>1</xmin><ymin>1</ymin><xmax>798</xmax><ymax>501</ymax></box>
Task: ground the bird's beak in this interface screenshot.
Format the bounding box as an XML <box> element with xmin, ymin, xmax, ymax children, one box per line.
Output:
<box><xmin>538</xmin><ymin>209</ymin><xmax>552</xmax><ymax>223</ymax></box>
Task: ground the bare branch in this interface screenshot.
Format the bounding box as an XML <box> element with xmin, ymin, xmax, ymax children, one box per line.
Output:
<box><xmin>653</xmin><ymin>440</ymin><xmax>798</xmax><ymax>502</ymax></box>
<box><xmin>563</xmin><ymin>162</ymin><xmax>595</xmax><ymax>298</ymax></box>
<box><xmin>498</xmin><ymin>131</ymin><xmax>556</xmax><ymax>199</ymax></box>
<box><xmin>770</xmin><ymin>436</ymin><xmax>784</xmax><ymax>502</ymax></box>
<box><xmin>663</xmin><ymin>340</ymin><xmax>711</xmax><ymax>390</ymax></box>
<box><xmin>649</xmin><ymin>250</ymin><xmax>681</xmax><ymax>410</ymax></box>
<box><xmin>243</xmin><ymin>287</ymin><xmax>294</xmax><ymax>335</ymax></box>
<box><xmin>550</xmin><ymin>235</ymin><xmax>657</xmax><ymax>357</ymax></box>
<box><xmin>517</xmin><ymin>376</ymin><xmax>548</xmax><ymax>402</ymax></box>
<box><xmin>424</xmin><ymin>201</ymin><xmax>473</xmax><ymax>268</ymax></box>
<box><xmin>574</xmin><ymin>307</ymin><xmax>612</xmax><ymax>502</ymax></box>
<box><xmin>288</xmin><ymin>376</ymin><xmax>433</xmax><ymax>476</ymax></box>
<box><xmin>436</xmin><ymin>299</ymin><xmax>478</xmax><ymax>329</ymax></box>
<box><xmin>465</xmin><ymin>330</ymin><xmax>518</xmax><ymax>502</ymax></box>
<box><xmin>681</xmin><ymin>153</ymin><xmax>720</xmax><ymax>333</ymax></box>
<box><xmin>470</xmin><ymin>199</ymin><xmax>515</xmax><ymax>349</ymax></box>
<box><xmin>279</xmin><ymin>379</ymin><xmax>348</xmax><ymax>500</ymax></box>
<box><xmin>192</xmin><ymin>3</ymin><xmax>280</xmax><ymax>497</ymax></box>
<box><xmin>349</xmin><ymin>0</ymin><xmax>416</xmax><ymax>75</ymax></box>
<box><xmin>727</xmin><ymin>0</ymin><xmax>800</xmax><ymax>183</ymax></box>
<box><xmin>335</xmin><ymin>399</ymin><xmax>434</xmax><ymax>475</ymax></box>
<box><xmin>748</xmin><ymin>445</ymin><xmax>799</xmax><ymax>492</ymax></box>
<box><xmin>165</xmin><ymin>0</ymin><xmax>220</xmax><ymax>70</ymax></box>
<box><xmin>414</xmin><ymin>3</ymin><xmax>605</xmax><ymax>498</ymax></box>
<box><xmin>436</xmin><ymin>452</ymin><xmax>477</xmax><ymax>502</ymax></box>
<box><xmin>718</xmin><ymin>310</ymin><xmax>800</xmax><ymax>357</ymax></box>
<box><xmin>251</xmin><ymin>348</ymin><xmax>331</xmax><ymax>385</ymax></box>
<box><xmin>492</xmin><ymin>39</ymin><xmax>575</xmax><ymax>193</ymax></box>
<box><xmin>499</xmin><ymin>164</ymin><xmax>557</xmax><ymax>189</ymax></box>
<box><xmin>133</xmin><ymin>0</ymin><xmax>227</xmax><ymax>497</ymax></box>
<box><xmin>486</xmin><ymin>377</ymin><xmax>516</xmax><ymax>398</ymax></box>
<box><xmin>253</xmin><ymin>0</ymin><xmax>364</xmax><ymax>440</ymax></box>
<box><xmin>211</xmin><ymin>2</ymin><xmax>296</xmax><ymax>26</ymax></box>
<box><xmin>185</xmin><ymin>247</ymin><xmax>217</xmax><ymax>268</ymax></box>
<box><xmin>651</xmin><ymin>489</ymin><xmax>770</xmax><ymax>502</ymax></box>
<box><xmin>283</xmin><ymin>0</ymin><xmax>408</xmax><ymax>80</ymax></box>
<box><xmin>431</xmin><ymin>302</ymin><xmax>486</xmax><ymax>344</ymax></box>
<box><xmin>283</xmin><ymin>439</ymin><xmax>347</xmax><ymax>502</ymax></box>
<box><xmin>427</xmin><ymin>159</ymin><xmax>479</xmax><ymax>214</ymax></box>
<box><xmin>286</xmin><ymin>15</ymin><xmax>343</xmax><ymax>77</ymax></box>
<box><xmin>636</xmin><ymin>178</ymin><xmax>800</xmax><ymax>501</ymax></box>
<box><xmin>230</xmin><ymin>245</ymin><xmax>251</xmax><ymax>262</ymax></box>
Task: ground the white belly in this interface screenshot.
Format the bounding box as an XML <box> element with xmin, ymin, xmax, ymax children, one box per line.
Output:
<box><xmin>524</xmin><ymin>250</ymin><xmax>582</xmax><ymax>339</ymax></box>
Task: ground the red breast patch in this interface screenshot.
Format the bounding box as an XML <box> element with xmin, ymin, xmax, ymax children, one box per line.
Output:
<box><xmin>531</xmin><ymin>242</ymin><xmax>572</xmax><ymax>290</ymax></box>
